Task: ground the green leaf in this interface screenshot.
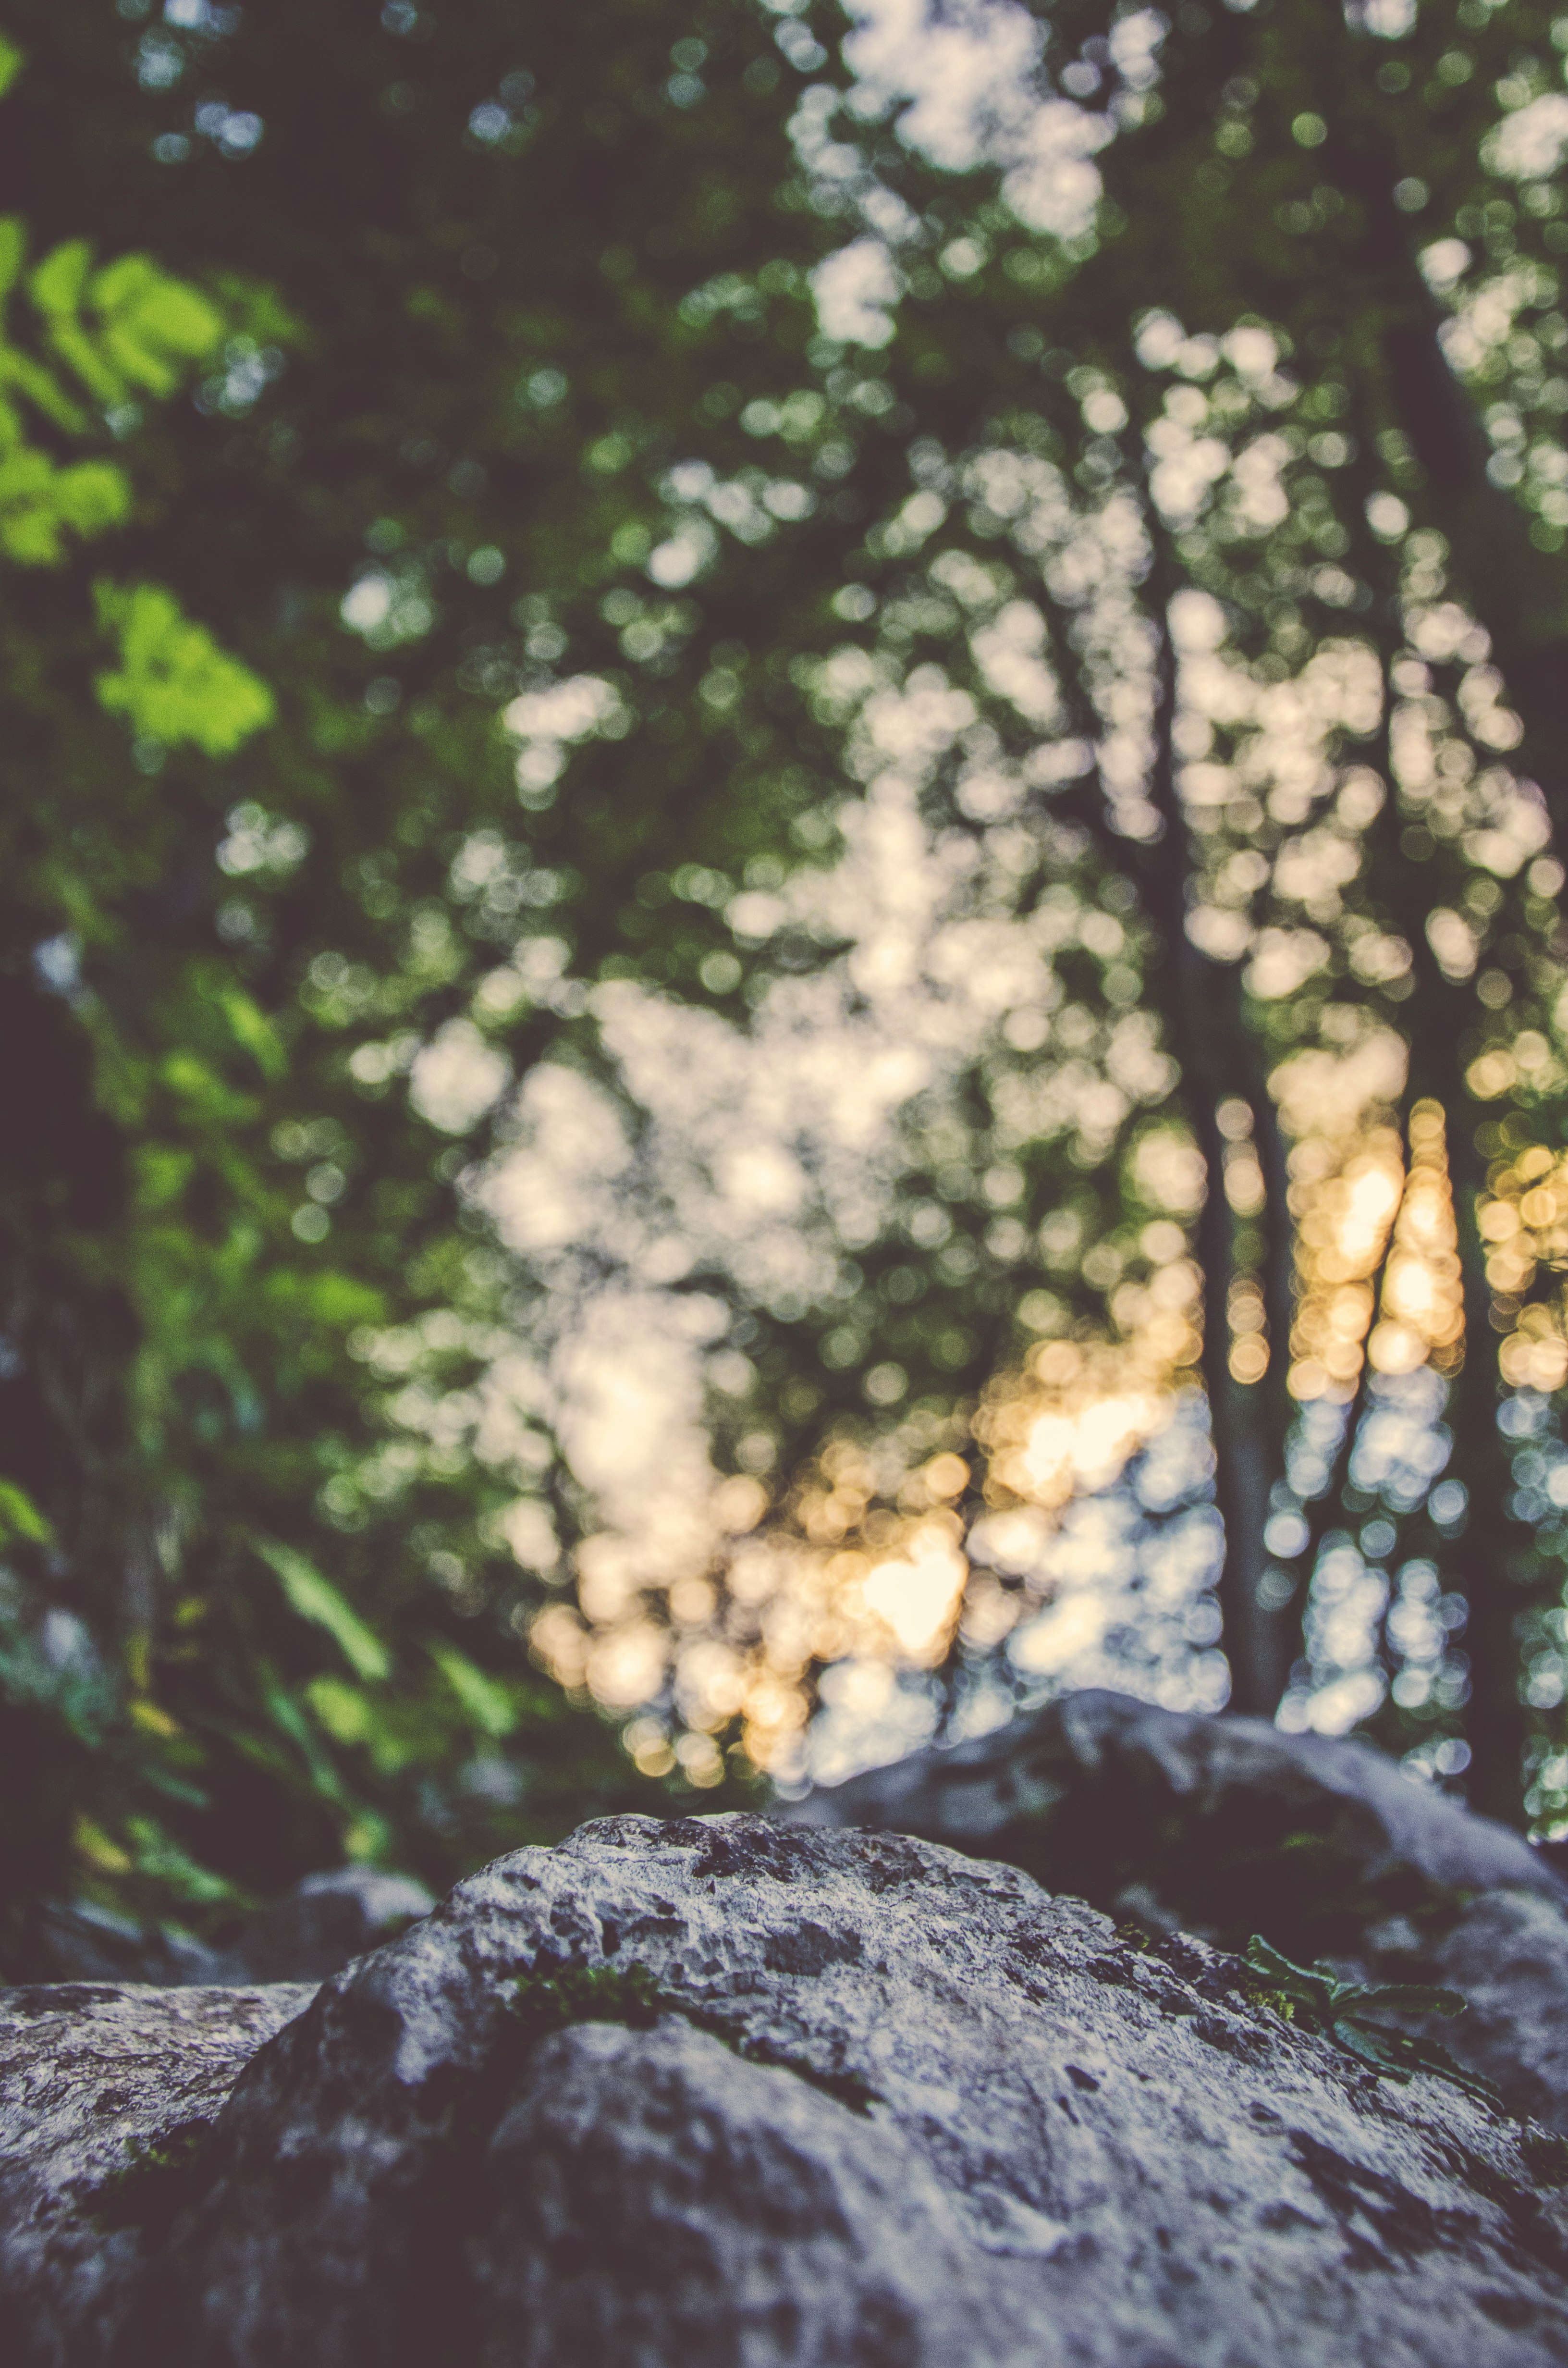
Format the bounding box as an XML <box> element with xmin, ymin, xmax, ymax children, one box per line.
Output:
<box><xmin>220</xmin><ymin>987</ymin><xmax>287</xmax><ymax>1080</ymax></box>
<box><xmin>0</xmin><ymin>1477</ymin><xmax>54</xmax><ymax>1545</ymax></box>
<box><xmin>1339</xmin><ymin>1983</ymin><xmax>1468</xmax><ymax>2020</ymax></box>
<box><xmin>0</xmin><ymin>37</ymin><xmax>24</xmax><ymax>103</ymax></box>
<box><xmin>54</xmin><ymin>459</ymin><xmax>131</xmax><ymax>534</ymax></box>
<box><xmin>1244</xmin><ymin>1936</ymin><xmax>1327</xmax><ymax>1999</ymax></box>
<box><xmin>261</xmin><ymin>1675</ymin><xmax>351</xmax><ymax>1805</ymax></box>
<box><xmin>27</xmin><ymin>240</ymin><xmax>123</xmax><ymax>410</ymax></box>
<box><xmin>20</xmin><ymin>243</ymin><xmax>224</xmax><ymax>409</ymax></box>
<box><xmin>124</xmin><ymin>1815</ymin><xmax>237</xmax><ymax>1906</ymax></box>
<box><xmin>257</xmin><ymin>1540</ymin><xmax>391</xmax><ymax>1682</ymax></box>
<box><xmin>90</xmin><ymin>254</ymin><xmax>225</xmax><ymax>395</ymax></box>
<box><xmin>0</xmin><ymin>343</ymin><xmax>86</xmax><ymax>437</ymax></box>
<box><xmin>305</xmin><ymin>1675</ymin><xmax>375</xmax><ymax>1745</ymax></box>
<box><xmin>429</xmin><ymin>1641</ymin><xmax>519</xmax><ymax>1738</ymax></box>
<box><xmin>0</xmin><ymin>217</ymin><xmax>23</xmax><ymax>308</ymax></box>
<box><xmin>1334</xmin><ymin>2020</ymin><xmax>1413</xmax><ymax>2078</ymax></box>
<box><xmin>94</xmin><ymin>580</ymin><xmax>274</xmax><ymax>754</ymax></box>
<box><xmin>0</xmin><ymin>450</ymin><xmax>129</xmax><ymax>565</ymax></box>
<box><xmin>1344</xmin><ymin>2020</ymin><xmax>1504</xmax><ymax>2110</ymax></box>
<box><xmin>210</xmin><ymin>270</ymin><xmax>300</xmax><ymax>346</ymax></box>
<box><xmin>291</xmin><ymin>1271</ymin><xmax>387</xmax><ymax>1326</ymax></box>
<box><xmin>1249</xmin><ymin>1937</ymin><xmax>1499</xmax><ymax>2108</ymax></box>
<box><xmin>28</xmin><ymin>239</ymin><xmax>91</xmax><ymax>322</ymax></box>
<box><xmin>306</xmin><ymin>1677</ymin><xmax>421</xmax><ymax>1774</ymax></box>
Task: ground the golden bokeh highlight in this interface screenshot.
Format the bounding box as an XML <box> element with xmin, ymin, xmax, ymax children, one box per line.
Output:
<box><xmin>1367</xmin><ymin>1100</ymin><xmax>1465</xmax><ymax>1380</ymax></box>
<box><xmin>1285</xmin><ymin>1100</ymin><xmax>1462</xmax><ymax>1402</ymax></box>
<box><xmin>530</xmin><ymin>1431</ymin><xmax>982</xmax><ymax>1778</ymax></box>
<box><xmin>1483</xmin><ymin>1141</ymin><xmax>1568</xmax><ymax>1394</ymax></box>
<box><xmin>531</xmin><ymin>1275</ymin><xmax>1206</xmax><ymax>1776</ymax></box>
<box><xmin>976</xmin><ymin>1331</ymin><xmax>1199</xmax><ymax>1514</ymax></box>
<box><xmin>528</xmin><ymin>1054</ymin><xmax>1566</xmax><ymax>1777</ymax></box>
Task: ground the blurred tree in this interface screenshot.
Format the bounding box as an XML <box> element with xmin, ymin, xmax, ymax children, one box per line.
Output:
<box><xmin>2</xmin><ymin>0</ymin><xmax>1568</xmax><ymax>1973</ymax></box>
<box><xmin>0</xmin><ymin>0</ymin><xmax>839</xmax><ymax>1957</ymax></box>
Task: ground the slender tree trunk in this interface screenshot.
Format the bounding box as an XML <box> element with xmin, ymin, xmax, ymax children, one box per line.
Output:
<box><xmin>1337</xmin><ymin>119</ymin><xmax>1564</xmax><ymax>1822</ymax></box>
<box><xmin>1190</xmin><ymin>1080</ymin><xmax>1285</xmax><ymax>1713</ymax></box>
<box><xmin>1349</xmin><ymin>639</ymin><xmax>1531</xmax><ymax>1813</ymax></box>
<box><xmin>1378</xmin><ymin>286</ymin><xmax>1568</xmax><ymax>837</ymax></box>
<box><xmin>1138</xmin><ymin>603</ymin><xmax>1296</xmax><ymax>1714</ymax></box>
<box><xmin>1250</xmin><ymin>1080</ymin><xmax>1295</xmax><ymax>1431</ymax></box>
<box><xmin>1328</xmin><ymin>21</ymin><xmax>1568</xmax><ymax>840</ymax></box>
<box><xmin>1438</xmin><ymin>1105</ymin><xmax>1532</xmax><ymax>1825</ymax></box>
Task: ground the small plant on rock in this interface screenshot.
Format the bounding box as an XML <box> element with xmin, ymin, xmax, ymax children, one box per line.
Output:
<box><xmin>1244</xmin><ymin>1936</ymin><xmax>1502</xmax><ymax>2109</ymax></box>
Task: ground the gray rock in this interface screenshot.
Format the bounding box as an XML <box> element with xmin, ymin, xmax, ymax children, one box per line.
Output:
<box><xmin>1430</xmin><ymin>1891</ymin><xmax>1568</xmax><ymax>2136</ymax></box>
<box><xmin>0</xmin><ymin>1981</ymin><xmax>315</xmax><ymax>2368</ymax></box>
<box><xmin>474</xmin><ymin>2017</ymin><xmax>994</xmax><ymax>2367</ymax></box>
<box><xmin>784</xmin><ymin>1690</ymin><xmax>1568</xmax><ymax>2130</ymax></box>
<box><xmin>783</xmin><ymin>1688</ymin><xmax>1567</xmax><ymax>1928</ymax></box>
<box><xmin>210</xmin><ymin>1866</ymin><xmax>435</xmax><ymax>1985</ymax></box>
<box><xmin>6</xmin><ymin>1815</ymin><xmax>1565</xmax><ymax>2364</ymax></box>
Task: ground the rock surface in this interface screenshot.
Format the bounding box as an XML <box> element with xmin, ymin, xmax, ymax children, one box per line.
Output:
<box><xmin>7</xmin><ymin>1814</ymin><xmax>1568</xmax><ymax>2364</ymax></box>
<box><xmin>208</xmin><ymin>1865</ymin><xmax>435</xmax><ymax>1985</ymax></box>
<box><xmin>785</xmin><ymin>1690</ymin><xmax>1568</xmax><ymax>2131</ymax></box>
<box><xmin>0</xmin><ymin>1981</ymin><xmax>315</xmax><ymax>2368</ymax></box>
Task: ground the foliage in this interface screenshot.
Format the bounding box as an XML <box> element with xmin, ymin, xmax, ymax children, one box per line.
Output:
<box><xmin>0</xmin><ymin>6</ymin><xmax>728</xmax><ymax>1967</ymax></box>
<box><xmin>1243</xmin><ymin>1933</ymin><xmax>1501</xmax><ymax>2109</ymax></box>
<box><xmin>93</xmin><ymin>580</ymin><xmax>274</xmax><ymax>755</ymax></box>
<box><xmin>0</xmin><ymin>201</ymin><xmax>222</xmax><ymax>564</ymax></box>
<box><xmin>2</xmin><ymin>0</ymin><xmax>1568</xmax><ymax>1960</ymax></box>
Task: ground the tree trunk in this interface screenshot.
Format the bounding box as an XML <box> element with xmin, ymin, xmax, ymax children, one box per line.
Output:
<box><xmin>1330</xmin><ymin>21</ymin><xmax>1568</xmax><ymax>841</ymax></box>
<box><xmin>1139</xmin><ymin>607</ymin><xmax>1296</xmax><ymax>1715</ymax></box>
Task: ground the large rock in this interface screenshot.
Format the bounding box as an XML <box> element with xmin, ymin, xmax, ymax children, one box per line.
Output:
<box><xmin>7</xmin><ymin>1814</ymin><xmax>1568</xmax><ymax>2365</ymax></box>
<box><xmin>0</xmin><ymin>1981</ymin><xmax>315</xmax><ymax>2368</ymax></box>
<box><xmin>785</xmin><ymin>1690</ymin><xmax>1568</xmax><ymax>2132</ymax></box>
<box><xmin>208</xmin><ymin>1866</ymin><xmax>436</xmax><ymax>1985</ymax></box>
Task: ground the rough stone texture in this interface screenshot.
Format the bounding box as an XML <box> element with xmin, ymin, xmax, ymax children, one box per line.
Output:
<box><xmin>7</xmin><ymin>1815</ymin><xmax>1568</xmax><ymax>2364</ymax></box>
<box><xmin>0</xmin><ymin>1982</ymin><xmax>315</xmax><ymax>2367</ymax></box>
<box><xmin>785</xmin><ymin>1689</ymin><xmax>1568</xmax><ymax>2131</ymax></box>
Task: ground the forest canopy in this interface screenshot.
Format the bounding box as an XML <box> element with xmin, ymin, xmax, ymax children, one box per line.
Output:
<box><xmin>3</xmin><ymin>0</ymin><xmax>1568</xmax><ymax>1960</ymax></box>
